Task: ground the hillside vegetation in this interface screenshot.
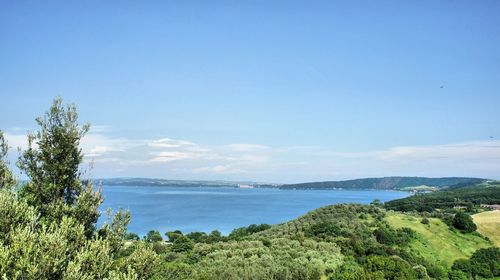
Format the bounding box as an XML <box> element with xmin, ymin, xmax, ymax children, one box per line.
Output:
<box><xmin>281</xmin><ymin>177</ymin><xmax>485</xmax><ymax>190</ymax></box>
<box><xmin>384</xmin><ymin>181</ymin><xmax>500</xmax><ymax>212</ymax></box>
<box><xmin>385</xmin><ymin>213</ymin><xmax>491</xmax><ymax>267</ymax></box>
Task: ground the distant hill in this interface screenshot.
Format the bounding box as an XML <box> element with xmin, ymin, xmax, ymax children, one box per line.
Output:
<box><xmin>384</xmin><ymin>180</ymin><xmax>500</xmax><ymax>212</ymax></box>
<box><xmin>96</xmin><ymin>177</ymin><xmax>277</xmax><ymax>188</ymax></box>
<box><xmin>280</xmin><ymin>176</ymin><xmax>486</xmax><ymax>190</ymax></box>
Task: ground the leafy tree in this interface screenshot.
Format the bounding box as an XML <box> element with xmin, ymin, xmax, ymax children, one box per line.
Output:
<box><xmin>171</xmin><ymin>235</ymin><xmax>194</xmax><ymax>252</ymax></box>
<box><xmin>207</xmin><ymin>230</ymin><xmax>223</xmax><ymax>243</ymax></box>
<box><xmin>228</xmin><ymin>224</ymin><xmax>272</xmax><ymax>240</ymax></box>
<box><xmin>0</xmin><ymin>131</ymin><xmax>16</xmax><ymax>189</ymax></box>
<box><xmin>452</xmin><ymin>212</ymin><xmax>477</xmax><ymax>233</ymax></box>
<box><xmin>166</xmin><ymin>230</ymin><xmax>183</xmax><ymax>242</ymax></box>
<box><xmin>125</xmin><ymin>232</ymin><xmax>140</xmax><ymax>241</ymax></box>
<box><xmin>120</xmin><ymin>243</ymin><xmax>160</xmax><ymax>279</ymax></box>
<box><xmin>185</xmin><ymin>231</ymin><xmax>207</xmax><ymax>243</ymax></box>
<box><xmin>17</xmin><ymin>98</ymin><xmax>102</xmax><ymax>236</ymax></box>
<box><xmin>373</xmin><ymin>226</ymin><xmax>397</xmax><ymax>245</ymax></box>
<box><xmin>364</xmin><ymin>255</ymin><xmax>417</xmax><ymax>279</ymax></box>
<box><xmin>99</xmin><ymin>208</ymin><xmax>132</xmax><ymax>252</ymax></box>
<box><xmin>370</xmin><ymin>199</ymin><xmax>383</xmax><ymax>207</ymax></box>
<box><xmin>451</xmin><ymin>247</ymin><xmax>500</xmax><ymax>278</ymax></box>
<box><xmin>145</xmin><ymin>230</ymin><xmax>163</xmax><ymax>242</ymax></box>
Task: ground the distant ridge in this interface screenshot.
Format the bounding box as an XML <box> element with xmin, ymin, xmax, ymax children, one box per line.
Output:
<box><xmin>96</xmin><ymin>177</ymin><xmax>278</xmax><ymax>188</ymax></box>
<box><xmin>96</xmin><ymin>176</ymin><xmax>487</xmax><ymax>191</ymax></box>
<box><xmin>279</xmin><ymin>176</ymin><xmax>486</xmax><ymax>190</ymax></box>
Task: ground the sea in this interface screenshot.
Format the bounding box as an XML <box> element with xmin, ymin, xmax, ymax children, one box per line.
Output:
<box><xmin>98</xmin><ymin>185</ymin><xmax>408</xmax><ymax>236</ymax></box>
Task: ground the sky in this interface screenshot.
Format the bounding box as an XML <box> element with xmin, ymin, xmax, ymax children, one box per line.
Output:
<box><xmin>1</xmin><ymin>1</ymin><xmax>500</xmax><ymax>183</ymax></box>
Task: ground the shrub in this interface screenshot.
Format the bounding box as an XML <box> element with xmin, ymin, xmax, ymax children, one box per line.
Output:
<box><xmin>452</xmin><ymin>212</ymin><xmax>477</xmax><ymax>233</ymax></box>
<box><xmin>451</xmin><ymin>247</ymin><xmax>500</xmax><ymax>278</ymax></box>
<box><xmin>145</xmin><ymin>230</ymin><xmax>163</xmax><ymax>242</ymax></box>
<box><xmin>172</xmin><ymin>235</ymin><xmax>194</xmax><ymax>253</ymax></box>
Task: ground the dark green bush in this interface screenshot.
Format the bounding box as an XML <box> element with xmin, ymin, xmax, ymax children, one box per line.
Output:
<box><xmin>452</xmin><ymin>212</ymin><xmax>477</xmax><ymax>233</ymax></box>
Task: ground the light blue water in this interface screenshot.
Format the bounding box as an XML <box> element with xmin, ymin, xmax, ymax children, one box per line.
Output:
<box><xmin>99</xmin><ymin>185</ymin><xmax>408</xmax><ymax>236</ymax></box>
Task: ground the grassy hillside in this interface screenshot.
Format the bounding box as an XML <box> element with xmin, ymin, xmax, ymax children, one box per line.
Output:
<box><xmin>385</xmin><ymin>213</ymin><xmax>491</xmax><ymax>267</ymax></box>
<box><xmin>280</xmin><ymin>176</ymin><xmax>485</xmax><ymax>190</ymax></box>
<box><xmin>473</xmin><ymin>210</ymin><xmax>500</xmax><ymax>246</ymax></box>
<box><xmin>252</xmin><ymin>204</ymin><xmax>499</xmax><ymax>278</ymax></box>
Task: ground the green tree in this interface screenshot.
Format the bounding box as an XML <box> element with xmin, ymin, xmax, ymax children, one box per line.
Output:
<box><xmin>0</xmin><ymin>131</ymin><xmax>16</xmax><ymax>189</ymax></box>
<box><xmin>99</xmin><ymin>208</ymin><xmax>132</xmax><ymax>253</ymax></box>
<box><xmin>171</xmin><ymin>235</ymin><xmax>194</xmax><ymax>253</ymax></box>
<box><xmin>166</xmin><ymin>230</ymin><xmax>183</xmax><ymax>242</ymax></box>
<box><xmin>452</xmin><ymin>247</ymin><xmax>500</xmax><ymax>278</ymax></box>
<box><xmin>0</xmin><ymin>98</ymin><xmax>159</xmax><ymax>279</ymax></box>
<box><xmin>145</xmin><ymin>230</ymin><xmax>163</xmax><ymax>242</ymax></box>
<box><xmin>452</xmin><ymin>212</ymin><xmax>477</xmax><ymax>233</ymax></box>
<box><xmin>17</xmin><ymin>98</ymin><xmax>102</xmax><ymax>236</ymax></box>
<box><xmin>208</xmin><ymin>230</ymin><xmax>223</xmax><ymax>243</ymax></box>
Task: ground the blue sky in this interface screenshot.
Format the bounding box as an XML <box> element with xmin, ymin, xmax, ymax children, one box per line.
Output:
<box><xmin>1</xmin><ymin>1</ymin><xmax>499</xmax><ymax>182</ymax></box>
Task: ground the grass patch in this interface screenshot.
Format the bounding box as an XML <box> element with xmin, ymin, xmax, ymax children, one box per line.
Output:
<box><xmin>385</xmin><ymin>213</ymin><xmax>491</xmax><ymax>268</ymax></box>
<box><xmin>472</xmin><ymin>210</ymin><xmax>500</xmax><ymax>246</ymax></box>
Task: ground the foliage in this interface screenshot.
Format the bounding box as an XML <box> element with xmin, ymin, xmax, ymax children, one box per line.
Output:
<box><xmin>451</xmin><ymin>247</ymin><xmax>500</xmax><ymax>278</ymax></box>
<box><xmin>165</xmin><ymin>230</ymin><xmax>183</xmax><ymax>242</ymax></box>
<box><xmin>125</xmin><ymin>232</ymin><xmax>140</xmax><ymax>241</ymax></box>
<box><xmin>281</xmin><ymin>177</ymin><xmax>485</xmax><ymax>190</ymax></box>
<box><xmin>0</xmin><ymin>99</ymin><xmax>157</xmax><ymax>279</ymax></box>
<box><xmin>228</xmin><ymin>224</ymin><xmax>271</xmax><ymax>240</ymax></box>
<box><xmin>145</xmin><ymin>230</ymin><xmax>163</xmax><ymax>242</ymax></box>
<box><xmin>171</xmin><ymin>235</ymin><xmax>194</xmax><ymax>253</ymax></box>
<box><xmin>452</xmin><ymin>212</ymin><xmax>477</xmax><ymax>233</ymax></box>
<box><xmin>384</xmin><ymin>181</ymin><xmax>500</xmax><ymax>212</ymax></box>
<box><xmin>17</xmin><ymin>98</ymin><xmax>102</xmax><ymax>237</ymax></box>
<box><xmin>373</xmin><ymin>226</ymin><xmax>415</xmax><ymax>246</ymax></box>
<box><xmin>0</xmin><ymin>131</ymin><xmax>16</xmax><ymax>189</ymax></box>
<box><xmin>183</xmin><ymin>238</ymin><xmax>342</xmax><ymax>280</ymax></box>
<box><xmin>98</xmin><ymin>208</ymin><xmax>132</xmax><ymax>253</ymax></box>
<box><xmin>0</xmin><ymin>189</ymin><xmax>137</xmax><ymax>279</ymax></box>
<box><xmin>385</xmin><ymin>213</ymin><xmax>490</xmax><ymax>270</ymax></box>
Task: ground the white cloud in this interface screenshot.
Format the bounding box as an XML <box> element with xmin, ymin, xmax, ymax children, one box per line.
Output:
<box><xmin>150</xmin><ymin>151</ymin><xmax>196</xmax><ymax>162</ymax></box>
<box><xmin>148</xmin><ymin>138</ymin><xmax>196</xmax><ymax>148</ymax></box>
<box><xmin>370</xmin><ymin>141</ymin><xmax>500</xmax><ymax>162</ymax></box>
<box><xmin>81</xmin><ymin>133</ymin><xmax>145</xmax><ymax>157</ymax></box>
<box><xmin>3</xmin><ymin>132</ymin><xmax>29</xmax><ymax>150</ymax></box>
<box><xmin>192</xmin><ymin>165</ymin><xmax>246</xmax><ymax>174</ymax></box>
<box><xmin>4</xmin><ymin>128</ymin><xmax>500</xmax><ymax>181</ymax></box>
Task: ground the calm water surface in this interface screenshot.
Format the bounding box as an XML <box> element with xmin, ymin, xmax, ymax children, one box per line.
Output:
<box><xmin>99</xmin><ymin>185</ymin><xmax>408</xmax><ymax>235</ymax></box>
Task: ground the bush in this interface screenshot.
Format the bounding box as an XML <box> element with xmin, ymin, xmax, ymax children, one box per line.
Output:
<box><xmin>145</xmin><ymin>230</ymin><xmax>163</xmax><ymax>242</ymax></box>
<box><xmin>172</xmin><ymin>235</ymin><xmax>194</xmax><ymax>253</ymax></box>
<box><xmin>125</xmin><ymin>232</ymin><xmax>140</xmax><ymax>241</ymax></box>
<box><xmin>451</xmin><ymin>247</ymin><xmax>500</xmax><ymax>278</ymax></box>
<box><xmin>452</xmin><ymin>212</ymin><xmax>477</xmax><ymax>233</ymax></box>
<box><xmin>421</xmin><ymin>218</ymin><xmax>429</xmax><ymax>224</ymax></box>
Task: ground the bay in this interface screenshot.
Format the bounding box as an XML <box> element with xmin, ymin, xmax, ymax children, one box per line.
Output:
<box><xmin>99</xmin><ymin>185</ymin><xmax>408</xmax><ymax>236</ymax></box>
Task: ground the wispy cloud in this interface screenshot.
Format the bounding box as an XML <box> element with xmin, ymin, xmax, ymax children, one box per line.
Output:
<box><xmin>3</xmin><ymin>128</ymin><xmax>500</xmax><ymax>182</ymax></box>
<box><xmin>150</xmin><ymin>151</ymin><xmax>196</xmax><ymax>162</ymax></box>
<box><xmin>148</xmin><ymin>138</ymin><xmax>196</xmax><ymax>148</ymax></box>
<box><xmin>192</xmin><ymin>165</ymin><xmax>246</xmax><ymax>174</ymax></box>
